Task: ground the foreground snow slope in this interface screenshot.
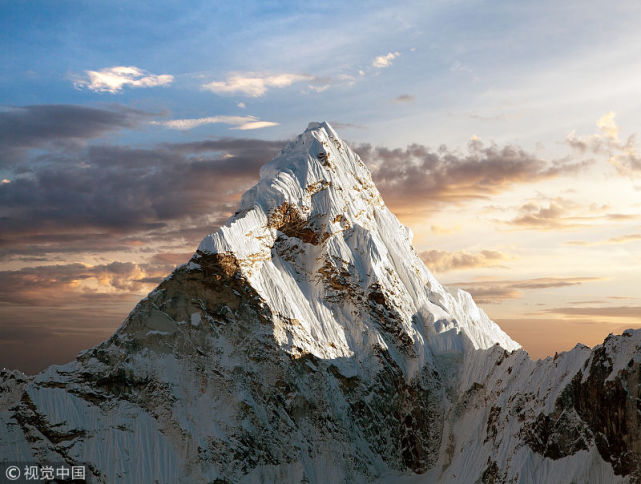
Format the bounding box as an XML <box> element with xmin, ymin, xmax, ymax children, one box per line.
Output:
<box><xmin>1</xmin><ymin>123</ymin><xmax>639</xmax><ymax>483</ymax></box>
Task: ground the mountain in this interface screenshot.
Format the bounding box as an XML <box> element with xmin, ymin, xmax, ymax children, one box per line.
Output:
<box><xmin>1</xmin><ymin>122</ymin><xmax>640</xmax><ymax>483</ymax></box>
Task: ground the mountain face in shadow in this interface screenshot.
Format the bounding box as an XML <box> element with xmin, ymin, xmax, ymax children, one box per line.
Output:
<box><xmin>1</xmin><ymin>123</ymin><xmax>639</xmax><ymax>483</ymax></box>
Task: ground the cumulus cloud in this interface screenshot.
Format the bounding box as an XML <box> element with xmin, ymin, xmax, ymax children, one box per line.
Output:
<box><xmin>567</xmin><ymin>111</ymin><xmax>641</xmax><ymax>175</ymax></box>
<box><xmin>372</xmin><ymin>51</ymin><xmax>400</xmax><ymax>68</ymax></box>
<box><xmin>420</xmin><ymin>249</ymin><xmax>509</xmax><ymax>272</ymax></box>
<box><xmin>203</xmin><ymin>72</ymin><xmax>313</xmax><ymax>97</ymax></box>
<box><xmin>152</xmin><ymin>115</ymin><xmax>278</xmax><ymax>130</ymax></box>
<box><xmin>74</xmin><ymin>66</ymin><xmax>174</xmax><ymax>93</ymax></box>
<box><xmin>356</xmin><ymin>139</ymin><xmax>590</xmax><ymax>211</ymax></box>
<box><xmin>505</xmin><ymin>199</ymin><xmax>572</xmax><ymax>229</ymax></box>
<box><xmin>453</xmin><ymin>276</ymin><xmax>602</xmax><ymax>304</ymax></box>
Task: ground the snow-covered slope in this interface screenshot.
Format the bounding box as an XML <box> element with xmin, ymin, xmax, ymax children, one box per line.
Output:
<box><xmin>405</xmin><ymin>328</ymin><xmax>641</xmax><ymax>483</ymax></box>
<box><xmin>197</xmin><ymin>121</ymin><xmax>519</xmax><ymax>364</ymax></box>
<box><xmin>1</xmin><ymin>122</ymin><xmax>639</xmax><ymax>483</ymax></box>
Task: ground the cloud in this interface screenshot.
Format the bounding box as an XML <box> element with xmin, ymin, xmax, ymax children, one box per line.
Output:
<box><xmin>231</xmin><ymin>120</ymin><xmax>279</xmax><ymax>130</ymax></box>
<box><xmin>502</xmin><ymin>197</ymin><xmax>639</xmax><ymax>230</ymax></box>
<box><xmin>307</xmin><ymin>83</ymin><xmax>331</xmax><ymax>93</ymax></box>
<box><xmin>394</xmin><ymin>94</ymin><xmax>415</xmax><ymax>103</ymax></box>
<box><xmin>0</xmin><ymin>249</ymin><xmax>197</xmax><ymax>311</ymax></box>
<box><xmin>299</xmin><ymin>74</ymin><xmax>355</xmax><ymax>94</ymax></box>
<box><xmin>430</xmin><ymin>225</ymin><xmax>461</xmax><ymax>235</ymax></box>
<box><xmin>0</xmin><ymin>104</ymin><xmax>150</xmax><ymax>164</ymax></box>
<box><xmin>505</xmin><ymin>199</ymin><xmax>572</xmax><ymax>229</ymax></box>
<box><xmin>203</xmin><ymin>72</ymin><xmax>313</xmax><ymax>97</ymax></box>
<box><xmin>420</xmin><ymin>249</ymin><xmax>509</xmax><ymax>272</ymax></box>
<box><xmin>147</xmin><ymin>251</ymin><xmax>194</xmax><ymax>267</ymax></box>
<box><xmin>567</xmin><ymin>111</ymin><xmax>641</xmax><ymax>175</ymax></box>
<box><xmin>0</xmin><ymin>261</ymin><xmax>154</xmax><ymax>373</ymax></box>
<box><xmin>372</xmin><ymin>51</ymin><xmax>400</xmax><ymax>68</ymax></box>
<box><xmin>452</xmin><ymin>276</ymin><xmax>603</xmax><ymax>304</ymax></box>
<box><xmin>74</xmin><ymin>66</ymin><xmax>174</xmax><ymax>93</ymax></box>
<box><xmin>566</xmin><ymin>233</ymin><xmax>641</xmax><ymax>246</ymax></box>
<box><xmin>152</xmin><ymin>115</ymin><xmax>278</xmax><ymax>130</ymax></box>
<box><xmin>0</xmin><ymin>262</ymin><xmax>162</xmax><ymax>306</ymax></box>
<box><xmin>596</xmin><ymin>111</ymin><xmax>619</xmax><ymax>140</ymax></box>
<box><xmin>356</xmin><ymin>140</ymin><xmax>590</xmax><ymax>211</ymax></box>
<box><xmin>544</xmin><ymin>305</ymin><xmax>641</xmax><ymax>319</ymax></box>
<box><xmin>509</xmin><ymin>277</ymin><xmax>603</xmax><ymax>289</ymax></box>
<box><xmin>456</xmin><ymin>285</ymin><xmax>522</xmax><ymax>304</ymax></box>
<box><xmin>0</xmin><ymin>136</ymin><xmax>285</xmax><ymax>258</ymax></box>
<box><xmin>0</xmin><ymin>250</ymin><xmax>200</xmax><ymax>374</ymax></box>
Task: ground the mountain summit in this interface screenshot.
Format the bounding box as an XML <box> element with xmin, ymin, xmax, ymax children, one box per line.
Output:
<box><xmin>197</xmin><ymin>121</ymin><xmax>519</xmax><ymax>364</ymax></box>
<box><xmin>1</xmin><ymin>123</ymin><xmax>640</xmax><ymax>483</ymax></box>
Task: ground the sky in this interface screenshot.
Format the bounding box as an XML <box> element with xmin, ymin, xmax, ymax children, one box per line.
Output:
<box><xmin>2</xmin><ymin>0</ymin><xmax>641</xmax><ymax>373</ymax></box>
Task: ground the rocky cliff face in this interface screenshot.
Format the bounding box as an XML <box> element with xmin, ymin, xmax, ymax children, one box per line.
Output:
<box><xmin>1</xmin><ymin>123</ymin><xmax>639</xmax><ymax>483</ymax></box>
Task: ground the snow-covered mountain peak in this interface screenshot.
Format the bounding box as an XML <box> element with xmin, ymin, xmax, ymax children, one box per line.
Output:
<box><xmin>6</xmin><ymin>122</ymin><xmax>641</xmax><ymax>484</ymax></box>
<box><xmin>196</xmin><ymin>122</ymin><xmax>519</xmax><ymax>366</ymax></box>
<box><xmin>236</xmin><ymin>120</ymin><xmax>381</xmax><ymax>226</ymax></box>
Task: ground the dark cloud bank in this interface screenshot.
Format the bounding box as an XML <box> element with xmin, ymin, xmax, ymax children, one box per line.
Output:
<box><xmin>1</xmin><ymin>104</ymin><xmax>590</xmax><ymax>259</ymax></box>
<box><xmin>0</xmin><ymin>105</ymin><xmax>285</xmax><ymax>258</ymax></box>
<box><xmin>0</xmin><ymin>104</ymin><xmax>151</xmax><ymax>163</ymax></box>
<box><xmin>356</xmin><ymin>139</ymin><xmax>590</xmax><ymax>210</ymax></box>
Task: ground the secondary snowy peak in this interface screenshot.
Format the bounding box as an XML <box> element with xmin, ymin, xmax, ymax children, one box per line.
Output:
<box><xmin>197</xmin><ymin>122</ymin><xmax>519</xmax><ymax>364</ymax></box>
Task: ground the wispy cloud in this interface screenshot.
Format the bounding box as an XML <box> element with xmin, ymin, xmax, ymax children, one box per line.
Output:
<box><xmin>501</xmin><ymin>197</ymin><xmax>639</xmax><ymax>230</ymax></box>
<box><xmin>420</xmin><ymin>249</ymin><xmax>509</xmax><ymax>272</ymax></box>
<box><xmin>566</xmin><ymin>233</ymin><xmax>641</xmax><ymax>246</ymax></box>
<box><xmin>152</xmin><ymin>115</ymin><xmax>278</xmax><ymax>130</ymax></box>
<box><xmin>453</xmin><ymin>276</ymin><xmax>603</xmax><ymax>304</ymax></box>
<box><xmin>231</xmin><ymin>120</ymin><xmax>279</xmax><ymax>130</ymax></box>
<box><xmin>543</xmin><ymin>305</ymin><xmax>641</xmax><ymax>319</ymax></box>
<box><xmin>505</xmin><ymin>199</ymin><xmax>574</xmax><ymax>230</ymax></box>
<box><xmin>74</xmin><ymin>66</ymin><xmax>174</xmax><ymax>93</ymax></box>
<box><xmin>372</xmin><ymin>51</ymin><xmax>400</xmax><ymax>68</ymax></box>
<box><xmin>394</xmin><ymin>94</ymin><xmax>415</xmax><ymax>103</ymax></box>
<box><xmin>430</xmin><ymin>225</ymin><xmax>461</xmax><ymax>235</ymax></box>
<box><xmin>203</xmin><ymin>72</ymin><xmax>313</xmax><ymax>97</ymax></box>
